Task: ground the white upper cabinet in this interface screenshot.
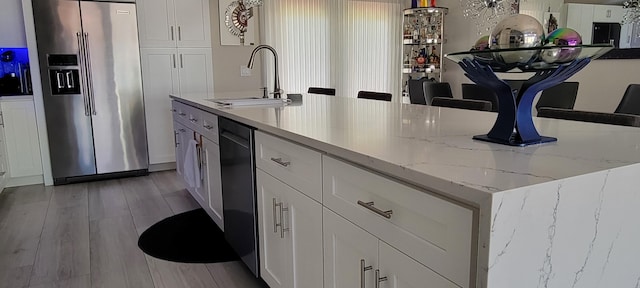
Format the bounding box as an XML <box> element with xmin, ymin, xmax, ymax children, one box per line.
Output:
<box><xmin>137</xmin><ymin>0</ymin><xmax>211</xmax><ymax>48</ymax></box>
<box><xmin>178</xmin><ymin>48</ymin><xmax>214</xmax><ymax>95</ymax></box>
<box><xmin>0</xmin><ymin>0</ymin><xmax>27</xmax><ymax>47</ymax></box>
<box><xmin>174</xmin><ymin>0</ymin><xmax>211</xmax><ymax>48</ymax></box>
<box><xmin>565</xmin><ymin>4</ymin><xmax>594</xmax><ymax>45</ymax></box>
<box><xmin>592</xmin><ymin>5</ymin><xmax>623</xmax><ymax>23</ymax></box>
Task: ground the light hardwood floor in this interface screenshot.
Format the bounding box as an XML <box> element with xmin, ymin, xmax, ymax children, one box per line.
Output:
<box><xmin>0</xmin><ymin>171</ymin><xmax>268</xmax><ymax>288</ymax></box>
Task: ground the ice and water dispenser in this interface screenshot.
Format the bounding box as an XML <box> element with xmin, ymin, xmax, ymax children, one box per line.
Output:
<box><xmin>47</xmin><ymin>54</ymin><xmax>81</xmax><ymax>95</ymax></box>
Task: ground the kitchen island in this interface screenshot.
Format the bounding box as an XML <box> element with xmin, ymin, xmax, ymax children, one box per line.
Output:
<box><xmin>171</xmin><ymin>93</ymin><xmax>640</xmax><ymax>288</ymax></box>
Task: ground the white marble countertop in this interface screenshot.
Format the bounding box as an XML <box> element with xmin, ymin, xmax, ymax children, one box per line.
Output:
<box><xmin>171</xmin><ymin>93</ymin><xmax>640</xmax><ymax>206</ymax></box>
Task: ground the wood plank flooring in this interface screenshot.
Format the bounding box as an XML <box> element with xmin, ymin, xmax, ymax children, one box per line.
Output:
<box><xmin>0</xmin><ymin>171</ymin><xmax>268</xmax><ymax>288</ymax></box>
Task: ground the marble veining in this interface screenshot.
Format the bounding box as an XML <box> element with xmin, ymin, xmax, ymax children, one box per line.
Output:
<box><xmin>538</xmin><ymin>185</ymin><xmax>560</xmax><ymax>288</ymax></box>
<box><xmin>571</xmin><ymin>172</ymin><xmax>608</xmax><ymax>288</ymax></box>
<box><xmin>171</xmin><ymin>93</ymin><xmax>640</xmax><ymax>288</ymax></box>
<box><xmin>487</xmin><ymin>165</ymin><xmax>640</xmax><ymax>288</ymax></box>
<box><xmin>171</xmin><ymin>94</ymin><xmax>640</xmax><ymax>205</ymax></box>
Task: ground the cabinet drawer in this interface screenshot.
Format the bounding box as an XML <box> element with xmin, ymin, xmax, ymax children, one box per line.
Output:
<box><xmin>255</xmin><ymin>131</ymin><xmax>322</xmax><ymax>202</ymax></box>
<box><xmin>322</xmin><ymin>156</ymin><xmax>474</xmax><ymax>287</ymax></box>
<box><xmin>199</xmin><ymin>112</ymin><xmax>218</xmax><ymax>143</ymax></box>
<box><xmin>172</xmin><ymin>101</ymin><xmax>190</xmax><ymax>125</ymax></box>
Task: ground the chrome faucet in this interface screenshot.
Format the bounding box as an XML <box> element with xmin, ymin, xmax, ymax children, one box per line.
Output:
<box><xmin>247</xmin><ymin>45</ymin><xmax>282</xmax><ymax>99</ymax></box>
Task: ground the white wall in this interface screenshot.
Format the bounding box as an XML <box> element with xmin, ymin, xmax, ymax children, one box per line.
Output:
<box><xmin>441</xmin><ymin>0</ymin><xmax>638</xmax><ymax>113</ymax></box>
<box><xmin>0</xmin><ymin>0</ymin><xmax>27</xmax><ymax>47</ymax></box>
<box><xmin>210</xmin><ymin>0</ymin><xmax>264</xmax><ymax>98</ymax></box>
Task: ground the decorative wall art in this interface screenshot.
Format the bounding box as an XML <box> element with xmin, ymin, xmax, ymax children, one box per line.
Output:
<box><xmin>219</xmin><ymin>0</ymin><xmax>262</xmax><ymax>46</ymax></box>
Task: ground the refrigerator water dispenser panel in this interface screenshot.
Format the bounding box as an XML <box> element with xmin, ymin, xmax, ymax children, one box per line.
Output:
<box><xmin>49</xmin><ymin>69</ymin><xmax>80</xmax><ymax>95</ymax></box>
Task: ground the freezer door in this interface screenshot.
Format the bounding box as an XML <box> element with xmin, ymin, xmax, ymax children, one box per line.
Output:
<box><xmin>80</xmin><ymin>1</ymin><xmax>149</xmax><ymax>173</ymax></box>
<box><xmin>32</xmin><ymin>0</ymin><xmax>97</xmax><ymax>179</ymax></box>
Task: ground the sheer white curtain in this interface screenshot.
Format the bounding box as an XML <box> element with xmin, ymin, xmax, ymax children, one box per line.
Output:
<box><xmin>261</xmin><ymin>0</ymin><xmax>403</xmax><ymax>100</ymax></box>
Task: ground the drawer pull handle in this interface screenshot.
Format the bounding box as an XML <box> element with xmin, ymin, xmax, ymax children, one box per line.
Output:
<box><xmin>179</xmin><ymin>112</ymin><xmax>186</xmax><ymax>116</ymax></box>
<box><xmin>357</xmin><ymin>201</ymin><xmax>392</xmax><ymax>219</ymax></box>
<box><xmin>190</xmin><ymin>118</ymin><xmax>198</xmax><ymax>123</ymax></box>
<box><xmin>375</xmin><ymin>269</ymin><xmax>388</xmax><ymax>288</ymax></box>
<box><xmin>170</xmin><ymin>108</ymin><xmax>177</xmax><ymax>112</ymax></box>
<box><xmin>272</xmin><ymin>198</ymin><xmax>279</xmax><ymax>233</ymax></box>
<box><xmin>270</xmin><ymin>157</ymin><xmax>291</xmax><ymax>167</ymax></box>
<box><xmin>360</xmin><ymin>259</ymin><xmax>373</xmax><ymax>288</ymax></box>
<box><xmin>178</xmin><ymin>128</ymin><xmax>186</xmax><ymax>132</ymax></box>
<box><xmin>203</xmin><ymin>124</ymin><xmax>214</xmax><ymax>130</ymax></box>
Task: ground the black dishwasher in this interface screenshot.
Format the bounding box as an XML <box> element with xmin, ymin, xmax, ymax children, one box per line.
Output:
<box><xmin>218</xmin><ymin>117</ymin><xmax>259</xmax><ymax>277</ymax></box>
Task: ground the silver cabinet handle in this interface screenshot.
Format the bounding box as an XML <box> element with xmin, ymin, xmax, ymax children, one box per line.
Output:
<box><xmin>272</xmin><ymin>198</ymin><xmax>279</xmax><ymax>233</ymax></box>
<box><xmin>180</xmin><ymin>54</ymin><xmax>184</xmax><ymax>68</ymax></box>
<box><xmin>270</xmin><ymin>157</ymin><xmax>291</xmax><ymax>167</ymax></box>
<box><xmin>360</xmin><ymin>259</ymin><xmax>373</xmax><ymax>288</ymax></box>
<box><xmin>170</xmin><ymin>108</ymin><xmax>177</xmax><ymax>112</ymax></box>
<box><xmin>203</xmin><ymin>124</ymin><xmax>214</xmax><ymax>130</ymax></box>
<box><xmin>178</xmin><ymin>128</ymin><xmax>186</xmax><ymax>132</ymax></box>
<box><xmin>170</xmin><ymin>26</ymin><xmax>175</xmax><ymax>40</ymax></box>
<box><xmin>357</xmin><ymin>201</ymin><xmax>392</xmax><ymax>219</ymax></box>
<box><xmin>280</xmin><ymin>204</ymin><xmax>289</xmax><ymax>239</ymax></box>
<box><xmin>172</xmin><ymin>54</ymin><xmax>176</xmax><ymax>68</ymax></box>
<box><xmin>179</xmin><ymin>112</ymin><xmax>186</xmax><ymax>116</ymax></box>
<box><xmin>374</xmin><ymin>269</ymin><xmax>387</xmax><ymax>288</ymax></box>
<box><xmin>189</xmin><ymin>117</ymin><xmax>198</xmax><ymax>123</ymax></box>
<box><xmin>174</xmin><ymin>131</ymin><xmax>179</xmax><ymax>147</ymax></box>
<box><xmin>273</xmin><ymin>199</ymin><xmax>288</xmax><ymax>238</ymax></box>
<box><xmin>178</xmin><ymin>26</ymin><xmax>182</xmax><ymax>41</ymax></box>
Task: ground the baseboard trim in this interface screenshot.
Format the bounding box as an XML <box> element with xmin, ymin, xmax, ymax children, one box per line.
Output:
<box><xmin>7</xmin><ymin>175</ymin><xmax>44</xmax><ymax>187</ymax></box>
<box><xmin>149</xmin><ymin>162</ymin><xmax>176</xmax><ymax>172</ymax></box>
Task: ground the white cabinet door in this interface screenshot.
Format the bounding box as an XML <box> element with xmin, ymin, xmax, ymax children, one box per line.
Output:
<box><xmin>1</xmin><ymin>100</ymin><xmax>42</xmax><ymax>178</ymax></box>
<box><xmin>192</xmin><ymin>134</ymin><xmax>208</xmax><ymax>207</ymax></box>
<box><xmin>378</xmin><ymin>242</ymin><xmax>459</xmax><ymax>288</ymax></box>
<box><xmin>285</xmin><ymin>173</ymin><xmax>323</xmax><ymax>288</ymax></box>
<box><xmin>323</xmin><ymin>208</ymin><xmax>378</xmax><ymax>288</ymax></box>
<box><xmin>174</xmin><ymin>0</ymin><xmax>211</xmax><ymax>48</ymax></box>
<box><xmin>257</xmin><ymin>169</ymin><xmax>324</xmax><ymax>288</ymax></box>
<box><xmin>566</xmin><ymin>4</ymin><xmax>594</xmax><ymax>45</ymax></box>
<box><xmin>0</xmin><ymin>122</ymin><xmax>6</xmax><ymax>192</ymax></box>
<box><xmin>202</xmin><ymin>136</ymin><xmax>224</xmax><ymax>230</ymax></box>
<box><xmin>136</xmin><ymin>0</ymin><xmax>177</xmax><ymax>48</ymax></box>
<box><xmin>257</xmin><ymin>169</ymin><xmax>291</xmax><ymax>288</ymax></box>
<box><xmin>0</xmin><ymin>0</ymin><xmax>26</xmax><ymax>47</ymax></box>
<box><xmin>173</xmin><ymin>120</ymin><xmax>186</xmax><ymax>176</ymax></box>
<box><xmin>177</xmin><ymin>48</ymin><xmax>214</xmax><ymax>95</ymax></box>
<box><xmin>141</xmin><ymin>48</ymin><xmax>180</xmax><ymax>164</ymax></box>
<box><xmin>593</xmin><ymin>5</ymin><xmax>623</xmax><ymax>23</ymax></box>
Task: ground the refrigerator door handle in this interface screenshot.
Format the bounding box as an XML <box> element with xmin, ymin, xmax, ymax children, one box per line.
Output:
<box><xmin>84</xmin><ymin>32</ymin><xmax>97</xmax><ymax>115</ymax></box>
<box><xmin>77</xmin><ymin>32</ymin><xmax>91</xmax><ymax>116</ymax></box>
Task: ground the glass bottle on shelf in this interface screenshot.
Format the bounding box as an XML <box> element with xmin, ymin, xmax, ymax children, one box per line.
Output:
<box><xmin>429</xmin><ymin>46</ymin><xmax>440</xmax><ymax>68</ymax></box>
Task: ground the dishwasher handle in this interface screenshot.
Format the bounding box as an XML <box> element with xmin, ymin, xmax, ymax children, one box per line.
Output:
<box><xmin>220</xmin><ymin>130</ymin><xmax>250</xmax><ymax>149</ymax></box>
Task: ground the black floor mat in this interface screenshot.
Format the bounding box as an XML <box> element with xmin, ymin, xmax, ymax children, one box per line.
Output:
<box><xmin>138</xmin><ymin>208</ymin><xmax>238</xmax><ymax>263</ymax></box>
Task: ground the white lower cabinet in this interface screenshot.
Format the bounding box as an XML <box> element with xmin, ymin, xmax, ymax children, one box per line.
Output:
<box><xmin>323</xmin><ymin>208</ymin><xmax>378</xmax><ymax>288</ymax></box>
<box><xmin>142</xmin><ymin>47</ymin><xmax>213</xmax><ymax>165</ymax></box>
<box><xmin>378</xmin><ymin>242</ymin><xmax>459</xmax><ymax>288</ymax></box>
<box><xmin>257</xmin><ymin>169</ymin><xmax>323</xmax><ymax>288</ymax></box>
<box><xmin>201</xmin><ymin>136</ymin><xmax>223</xmax><ymax>230</ymax></box>
<box><xmin>324</xmin><ymin>208</ymin><xmax>459</xmax><ymax>288</ymax></box>
<box><xmin>1</xmin><ymin>99</ymin><xmax>43</xmax><ymax>179</ymax></box>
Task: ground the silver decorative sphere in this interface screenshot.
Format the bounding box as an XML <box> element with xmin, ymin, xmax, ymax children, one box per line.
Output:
<box><xmin>490</xmin><ymin>14</ymin><xmax>545</xmax><ymax>64</ymax></box>
<box><xmin>540</xmin><ymin>28</ymin><xmax>582</xmax><ymax>64</ymax></box>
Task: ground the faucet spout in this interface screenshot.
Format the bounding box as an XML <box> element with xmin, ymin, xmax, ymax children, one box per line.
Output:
<box><xmin>247</xmin><ymin>45</ymin><xmax>282</xmax><ymax>99</ymax></box>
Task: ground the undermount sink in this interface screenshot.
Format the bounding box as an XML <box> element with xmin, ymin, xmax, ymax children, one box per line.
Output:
<box><xmin>207</xmin><ymin>98</ymin><xmax>289</xmax><ymax>107</ymax></box>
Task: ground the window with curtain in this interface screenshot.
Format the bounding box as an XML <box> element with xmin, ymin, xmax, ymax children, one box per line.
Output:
<box><xmin>261</xmin><ymin>0</ymin><xmax>403</xmax><ymax>100</ymax></box>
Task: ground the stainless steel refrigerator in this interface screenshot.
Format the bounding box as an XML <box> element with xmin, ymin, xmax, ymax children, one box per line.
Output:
<box><xmin>32</xmin><ymin>0</ymin><xmax>148</xmax><ymax>184</ymax></box>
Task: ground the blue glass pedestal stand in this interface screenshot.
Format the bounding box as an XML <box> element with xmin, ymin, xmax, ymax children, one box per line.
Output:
<box><xmin>458</xmin><ymin>58</ymin><xmax>590</xmax><ymax>146</ymax></box>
